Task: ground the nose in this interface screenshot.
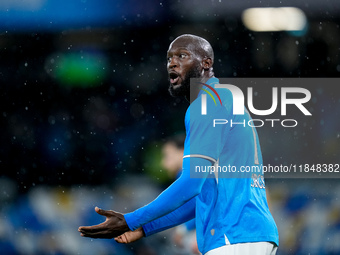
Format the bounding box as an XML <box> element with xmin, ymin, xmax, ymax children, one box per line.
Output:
<box><xmin>168</xmin><ymin>57</ymin><xmax>178</xmax><ymax>69</ymax></box>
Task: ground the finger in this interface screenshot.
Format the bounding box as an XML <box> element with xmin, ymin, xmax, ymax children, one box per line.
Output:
<box><xmin>78</xmin><ymin>222</ymin><xmax>108</xmax><ymax>233</ymax></box>
<box><xmin>114</xmin><ymin>236</ymin><xmax>123</xmax><ymax>243</ymax></box>
<box><xmin>80</xmin><ymin>230</ymin><xmax>113</xmax><ymax>239</ymax></box>
<box><xmin>122</xmin><ymin>233</ymin><xmax>129</xmax><ymax>243</ymax></box>
<box><xmin>95</xmin><ymin>207</ymin><xmax>123</xmax><ymax>219</ymax></box>
<box><xmin>95</xmin><ymin>206</ymin><xmax>112</xmax><ymax>217</ymax></box>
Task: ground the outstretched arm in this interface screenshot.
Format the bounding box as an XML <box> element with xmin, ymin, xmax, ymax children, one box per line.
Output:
<box><xmin>142</xmin><ymin>194</ymin><xmax>196</xmax><ymax>236</ymax></box>
<box><xmin>124</xmin><ymin>157</ymin><xmax>210</xmax><ymax>231</ymax></box>
<box><xmin>79</xmin><ymin>157</ymin><xmax>211</xmax><ymax>238</ymax></box>
<box><xmin>115</xmin><ymin>196</ymin><xmax>196</xmax><ymax>243</ymax></box>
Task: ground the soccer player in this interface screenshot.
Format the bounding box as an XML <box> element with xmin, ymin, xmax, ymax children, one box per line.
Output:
<box><xmin>79</xmin><ymin>34</ymin><xmax>279</xmax><ymax>255</ymax></box>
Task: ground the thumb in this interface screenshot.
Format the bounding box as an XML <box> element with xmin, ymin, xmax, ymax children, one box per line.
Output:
<box><xmin>95</xmin><ymin>206</ymin><xmax>110</xmax><ymax>217</ymax></box>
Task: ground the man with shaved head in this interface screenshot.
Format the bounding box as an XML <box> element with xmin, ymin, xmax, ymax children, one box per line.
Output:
<box><xmin>167</xmin><ymin>34</ymin><xmax>214</xmax><ymax>99</ymax></box>
<box><xmin>79</xmin><ymin>34</ymin><xmax>279</xmax><ymax>255</ymax></box>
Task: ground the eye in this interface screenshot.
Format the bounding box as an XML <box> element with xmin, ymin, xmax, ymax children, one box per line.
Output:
<box><xmin>167</xmin><ymin>57</ymin><xmax>172</xmax><ymax>62</ymax></box>
<box><xmin>179</xmin><ymin>53</ymin><xmax>187</xmax><ymax>58</ymax></box>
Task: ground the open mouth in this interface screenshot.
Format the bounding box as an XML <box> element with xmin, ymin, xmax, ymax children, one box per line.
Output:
<box><xmin>169</xmin><ymin>72</ymin><xmax>180</xmax><ymax>85</ymax></box>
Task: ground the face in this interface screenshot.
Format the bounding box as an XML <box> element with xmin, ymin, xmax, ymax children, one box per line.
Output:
<box><xmin>167</xmin><ymin>38</ymin><xmax>202</xmax><ymax>97</ymax></box>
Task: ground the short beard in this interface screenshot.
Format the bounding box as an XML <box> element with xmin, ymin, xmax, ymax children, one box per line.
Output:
<box><xmin>168</xmin><ymin>67</ymin><xmax>201</xmax><ymax>98</ymax></box>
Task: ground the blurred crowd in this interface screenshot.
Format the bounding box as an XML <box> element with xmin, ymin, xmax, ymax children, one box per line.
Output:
<box><xmin>2</xmin><ymin>177</ymin><xmax>340</xmax><ymax>255</ymax></box>
<box><xmin>0</xmin><ymin>176</ymin><xmax>174</xmax><ymax>255</ymax></box>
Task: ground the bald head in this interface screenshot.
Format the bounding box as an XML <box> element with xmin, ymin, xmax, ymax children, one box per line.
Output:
<box><xmin>167</xmin><ymin>34</ymin><xmax>215</xmax><ymax>99</ymax></box>
<box><xmin>169</xmin><ymin>34</ymin><xmax>214</xmax><ymax>63</ymax></box>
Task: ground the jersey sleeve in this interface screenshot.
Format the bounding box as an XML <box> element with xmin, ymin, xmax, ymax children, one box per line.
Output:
<box><xmin>183</xmin><ymin>90</ymin><xmax>233</xmax><ymax>163</ymax></box>
<box><xmin>124</xmin><ymin>157</ymin><xmax>211</xmax><ymax>231</ymax></box>
<box><xmin>142</xmin><ymin>196</ymin><xmax>196</xmax><ymax>236</ymax></box>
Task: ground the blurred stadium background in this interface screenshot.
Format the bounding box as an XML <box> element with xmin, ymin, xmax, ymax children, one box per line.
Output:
<box><xmin>0</xmin><ymin>0</ymin><xmax>340</xmax><ymax>254</ymax></box>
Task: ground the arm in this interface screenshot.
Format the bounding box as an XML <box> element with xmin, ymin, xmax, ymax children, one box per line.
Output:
<box><xmin>115</xmin><ymin>196</ymin><xmax>196</xmax><ymax>244</ymax></box>
<box><xmin>79</xmin><ymin>157</ymin><xmax>210</xmax><ymax>239</ymax></box>
<box><xmin>124</xmin><ymin>157</ymin><xmax>210</xmax><ymax>230</ymax></box>
<box><xmin>124</xmin><ymin>94</ymin><xmax>230</xmax><ymax>231</ymax></box>
<box><xmin>79</xmin><ymin>89</ymin><xmax>228</xmax><ymax>239</ymax></box>
<box><xmin>142</xmin><ymin>195</ymin><xmax>196</xmax><ymax>236</ymax></box>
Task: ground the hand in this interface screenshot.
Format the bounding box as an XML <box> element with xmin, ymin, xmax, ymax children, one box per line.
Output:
<box><xmin>114</xmin><ymin>227</ymin><xmax>145</xmax><ymax>244</ymax></box>
<box><xmin>78</xmin><ymin>207</ymin><xmax>130</xmax><ymax>239</ymax></box>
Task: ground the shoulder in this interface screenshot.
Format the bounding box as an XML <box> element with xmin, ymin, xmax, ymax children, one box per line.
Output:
<box><xmin>203</xmin><ymin>77</ymin><xmax>234</xmax><ymax>110</ymax></box>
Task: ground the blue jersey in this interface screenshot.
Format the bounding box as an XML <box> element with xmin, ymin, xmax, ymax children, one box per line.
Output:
<box><xmin>183</xmin><ymin>77</ymin><xmax>278</xmax><ymax>253</ymax></box>
<box><xmin>124</xmin><ymin>77</ymin><xmax>278</xmax><ymax>254</ymax></box>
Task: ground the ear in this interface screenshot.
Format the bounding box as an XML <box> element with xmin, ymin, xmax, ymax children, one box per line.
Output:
<box><xmin>201</xmin><ymin>57</ymin><xmax>213</xmax><ymax>70</ymax></box>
